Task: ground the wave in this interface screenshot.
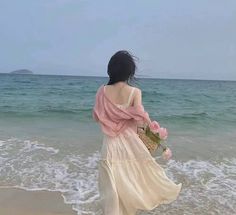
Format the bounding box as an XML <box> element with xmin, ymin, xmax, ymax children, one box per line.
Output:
<box><xmin>160</xmin><ymin>112</ymin><xmax>210</xmax><ymax>121</ymax></box>
<box><xmin>0</xmin><ymin>108</ymin><xmax>92</xmax><ymax>115</ymax></box>
<box><xmin>0</xmin><ymin>137</ymin><xmax>235</xmax><ymax>215</ymax></box>
<box><xmin>38</xmin><ymin>109</ymin><xmax>79</xmax><ymax>114</ymax></box>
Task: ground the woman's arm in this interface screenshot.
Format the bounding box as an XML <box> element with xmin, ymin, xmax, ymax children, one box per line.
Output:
<box><xmin>133</xmin><ymin>88</ymin><xmax>142</xmax><ymax>107</ymax></box>
<box><xmin>133</xmin><ymin>88</ymin><xmax>147</xmax><ymax>127</ymax></box>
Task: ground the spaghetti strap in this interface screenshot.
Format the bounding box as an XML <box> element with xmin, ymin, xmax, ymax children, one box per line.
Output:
<box><xmin>127</xmin><ymin>87</ymin><xmax>135</xmax><ymax>106</ymax></box>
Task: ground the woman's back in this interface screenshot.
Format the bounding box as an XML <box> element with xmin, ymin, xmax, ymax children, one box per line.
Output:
<box><xmin>104</xmin><ymin>82</ymin><xmax>142</xmax><ymax>108</ymax></box>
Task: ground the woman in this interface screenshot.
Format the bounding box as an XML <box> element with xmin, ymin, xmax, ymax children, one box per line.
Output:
<box><xmin>93</xmin><ymin>50</ymin><xmax>182</xmax><ymax>215</ymax></box>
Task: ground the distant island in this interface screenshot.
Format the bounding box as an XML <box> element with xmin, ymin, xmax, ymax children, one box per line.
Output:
<box><xmin>10</xmin><ymin>69</ymin><xmax>34</xmax><ymax>74</ymax></box>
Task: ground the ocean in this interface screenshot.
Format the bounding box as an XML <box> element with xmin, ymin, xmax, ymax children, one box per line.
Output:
<box><xmin>0</xmin><ymin>73</ymin><xmax>235</xmax><ymax>215</ymax></box>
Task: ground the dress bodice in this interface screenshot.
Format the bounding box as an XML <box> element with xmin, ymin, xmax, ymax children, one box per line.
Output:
<box><xmin>115</xmin><ymin>103</ymin><xmax>131</xmax><ymax>109</ymax></box>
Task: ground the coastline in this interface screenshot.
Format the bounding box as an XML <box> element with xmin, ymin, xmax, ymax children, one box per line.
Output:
<box><xmin>0</xmin><ymin>186</ymin><xmax>77</xmax><ymax>215</ymax></box>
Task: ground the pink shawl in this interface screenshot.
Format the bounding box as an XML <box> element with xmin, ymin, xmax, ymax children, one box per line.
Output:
<box><xmin>92</xmin><ymin>85</ymin><xmax>152</xmax><ymax>137</ymax></box>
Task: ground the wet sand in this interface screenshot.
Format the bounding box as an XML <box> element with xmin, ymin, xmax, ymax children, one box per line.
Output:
<box><xmin>0</xmin><ymin>187</ymin><xmax>77</xmax><ymax>215</ymax></box>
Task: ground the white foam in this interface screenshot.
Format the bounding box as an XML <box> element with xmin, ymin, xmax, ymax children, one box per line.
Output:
<box><xmin>0</xmin><ymin>137</ymin><xmax>235</xmax><ymax>215</ymax></box>
<box><xmin>21</xmin><ymin>140</ymin><xmax>59</xmax><ymax>154</ymax></box>
<box><xmin>0</xmin><ymin>140</ymin><xmax>5</xmax><ymax>146</ymax></box>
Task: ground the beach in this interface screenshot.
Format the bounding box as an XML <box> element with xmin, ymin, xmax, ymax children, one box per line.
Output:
<box><xmin>0</xmin><ymin>74</ymin><xmax>235</xmax><ymax>214</ymax></box>
<box><xmin>0</xmin><ymin>187</ymin><xmax>76</xmax><ymax>215</ymax></box>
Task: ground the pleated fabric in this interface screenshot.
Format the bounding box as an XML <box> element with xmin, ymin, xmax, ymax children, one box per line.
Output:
<box><xmin>98</xmin><ymin>126</ymin><xmax>182</xmax><ymax>215</ymax></box>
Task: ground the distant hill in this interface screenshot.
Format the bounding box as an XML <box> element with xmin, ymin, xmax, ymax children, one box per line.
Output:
<box><xmin>10</xmin><ymin>69</ymin><xmax>33</xmax><ymax>74</ymax></box>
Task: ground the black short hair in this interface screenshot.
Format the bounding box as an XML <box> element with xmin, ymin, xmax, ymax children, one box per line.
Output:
<box><xmin>107</xmin><ymin>50</ymin><xmax>137</xmax><ymax>85</ymax></box>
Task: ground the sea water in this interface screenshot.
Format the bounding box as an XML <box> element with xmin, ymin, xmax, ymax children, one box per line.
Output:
<box><xmin>0</xmin><ymin>73</ymin><xmax>235</xmax><ymax>215</ymax></box>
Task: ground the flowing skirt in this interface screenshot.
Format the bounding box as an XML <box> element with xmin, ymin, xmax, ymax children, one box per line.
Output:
<box><xmin>98</xmin><ymin>127</ymin><xmax>182</xmax><ymax>215</ymax></box>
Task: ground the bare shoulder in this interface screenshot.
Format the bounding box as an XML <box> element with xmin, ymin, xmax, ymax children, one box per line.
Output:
<box><xmin>131</xmin><ymin>86</ymin><xmax>142</xmax><ymax>106</ymax></box>
<box><xmin>95</xmin><ymin>85</ymin><xmax>104</xmax><ymax>96</ymax></box>
<box><xmin>132</xmin><ymin>86</ymin><xmax>142</xmax><ymax>95</ymax></box>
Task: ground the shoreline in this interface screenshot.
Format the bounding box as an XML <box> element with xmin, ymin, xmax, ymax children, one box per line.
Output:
<box><xmin>0</xmin><ymin>186</ymin><xmax>77</xmax><ymax>215</ymax></box>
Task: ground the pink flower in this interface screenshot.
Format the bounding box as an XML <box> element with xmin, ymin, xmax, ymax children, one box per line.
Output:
<box><xmin>162</xmin><ymin>148</ymin><xmax>172</xmax><ymax>160</ymax></box>
<box><xmin>149</xmin><ymin>121</ymin><xmax>160</xmax><ymax>133</ymax></box>
<box><xmin>158</xmin><ymin>127</ymin><xmax>168</xmax><ymax>140</ymax></box>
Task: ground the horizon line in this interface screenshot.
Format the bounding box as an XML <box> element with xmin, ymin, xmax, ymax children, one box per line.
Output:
<box><xmin>0</xmin><ymin>72</ymin><xmax>235</xmax><ymax>82</ymax></box>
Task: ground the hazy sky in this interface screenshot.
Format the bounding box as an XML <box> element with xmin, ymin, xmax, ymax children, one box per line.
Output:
<box><xmin>0</xmin><ymin>0</ymin><xmax>235</xmax><ymax>80</ymax></box>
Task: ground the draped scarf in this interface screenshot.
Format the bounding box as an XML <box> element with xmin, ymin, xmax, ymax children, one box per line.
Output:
<box><xmin>92</xmin><ymin>85</ymin><xmax>152</xmax><ymax>137</ymax></box>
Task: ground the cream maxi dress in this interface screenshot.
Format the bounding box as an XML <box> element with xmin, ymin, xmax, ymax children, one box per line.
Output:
<box><xmin>98</xmin><ymin>86</ymin><xmax>182</xmax><ymax>215</ymax></box>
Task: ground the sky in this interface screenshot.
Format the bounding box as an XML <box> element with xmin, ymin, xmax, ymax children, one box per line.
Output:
<box><xmin>0</xmin><ymin>0</ymin><xmax>235</xmax><ymax>80</ymax></box>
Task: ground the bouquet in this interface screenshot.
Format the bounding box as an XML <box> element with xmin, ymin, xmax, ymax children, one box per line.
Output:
<box><xmin>138</xmin><ymin>121</ymin><xmax>172</xmax><ymax>160</ymax></box>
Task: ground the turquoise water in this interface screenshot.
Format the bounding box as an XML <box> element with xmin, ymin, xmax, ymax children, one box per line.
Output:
<box><xmin>1</xmin><ymin>74</ymin><xmax>235</xmax><ymax>130</ymax></box>
<box><xmin>0</xmin><ymin>73</ymin><xmax>236</xmax><ymax>214</ymax></box>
